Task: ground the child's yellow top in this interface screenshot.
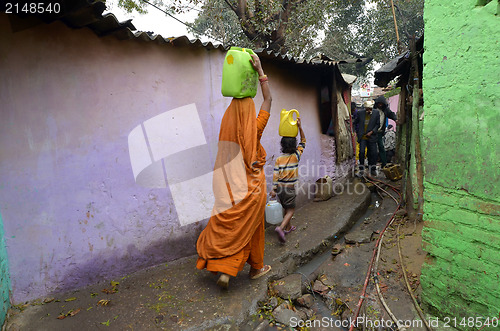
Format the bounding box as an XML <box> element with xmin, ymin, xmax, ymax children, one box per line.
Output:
<box><xmin>272</xmin><ymin>137</ymin><xmax>306</xmax><ymax>189</ymax></box>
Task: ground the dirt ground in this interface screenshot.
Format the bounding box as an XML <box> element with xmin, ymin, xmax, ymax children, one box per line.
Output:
<box><xmin>249</xmin><ymin>178</ymin><xmax>435</xmax><ymax>331</ymax></box>
<box><xmin>319</xmin><ymin>179</ymin><xmax>432</xmax><ymax>331</ymax></box>
<box><xmin>309</xmin><ymin>210</ymin><xmax>439</xmax><ymax>331</ymax></box>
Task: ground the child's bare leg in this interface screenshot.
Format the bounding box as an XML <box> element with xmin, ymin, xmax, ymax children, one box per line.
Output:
<box><xmin>279</xmin><ymin>208</ymin><xmax>295</xmax><ymax>231</ymax></box>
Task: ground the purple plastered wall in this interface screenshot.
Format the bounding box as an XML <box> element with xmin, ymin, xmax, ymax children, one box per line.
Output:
<box><xmin>0</xmin><ymin>14</ymin><xmax>351</xmax><ymax>303</ymax></box>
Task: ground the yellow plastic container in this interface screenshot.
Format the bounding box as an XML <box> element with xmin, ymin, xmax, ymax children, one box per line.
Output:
<box><xmin>221</xmin><ymin>47</ymin><xmax>258</xmax><ymax>99</ymax></box>
<box><xmin>382</xmin><ymin>163</ymin><xmax>403</xmax><ymax>181</ymax></box>
<box><xmin>279</xmin><ymin>109</ymin><xmax>300</xmax><ymax>137</ymax></box>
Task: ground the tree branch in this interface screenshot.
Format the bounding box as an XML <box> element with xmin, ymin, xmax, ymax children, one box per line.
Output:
<box><xmin>238</xmin><ymin>0</ymin><xmax>250</xmax><ymax>19</ymax></box>
<box><xmin>223</xmin><ymin>0</ymin><xmax>237</xmax><ymax>13</ymax></box>
<box><xmin>271</xmin><ymin>0</ymin><xmax>293</xmax><ymax>48</ymax></box>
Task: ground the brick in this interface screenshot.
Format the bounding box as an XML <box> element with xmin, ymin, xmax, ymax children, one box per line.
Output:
<box><xmin>421</xmin><ymin>272</ymin><xmax>497</xmax><ymax>319</ymax></box>
<box><xmin>478</xmin><ymin>215</ymin><xmax>500</xmax><ymax>234</ymax></box>
<box><xmin>423</xmin><ymin>228</ymin><xmax>500</xmax><ymax>273</ymax></box>
<box><xmin>424</xmin><ymin>192</ymin><xmax>500</xmax><ymax>228</ymax></box>
<box><xmin>423</xmin><ymin>202</ymin><xmax>448</xmax><ymax>220</ymax></box>
<box><xmin>424</xmin><ymin>219</ymin><xmax>500</xmax><ymax>251</ymax></box>
<box><xmin>445</xmin><ymin>210</ymin><xmax>500</xmax><ymax>235</ymax></box>
<box><xmin>422</xmin><ymin>240</ymin><xmax>454</xmax><ymax>262</ymax></box>
<box><xmin>441</xmin><ymin>208</ymin><xmax>479</xmax><ymax>225</ymax></box>
<box><xmin>460</xmin><ymin>198</ymin><xmax>500</xmax><ymax>217</ymax></box>
<box><xmin>424</xmin><ymin>261</ymin><xmax>500</xmax><ymax>296</ymax></box>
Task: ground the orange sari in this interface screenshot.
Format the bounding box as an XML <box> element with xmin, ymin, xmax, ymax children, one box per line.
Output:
<box><xmin>196</xmin><ymin>98</ymin><xmax>270</xmax><ymax>277</ymax></box>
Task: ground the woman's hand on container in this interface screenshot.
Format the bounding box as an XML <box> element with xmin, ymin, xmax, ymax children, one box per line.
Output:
<box><xmin>270</xmin><ymin>189</ymin><xmax>276</xmax><ymax>198</ymax></box>
<box><xmin>297</xmin><ymin>117</ymin><xmax>305</xmax><ymax>140</ymax></box>
<box><xmin>251</xmin><ymin>53</ymin><xmax>271</xmax><ymax>112</ymax></box>
<box><xmin>250</xmin><ymin>54</ymin><xmax>264</xmax><ymax>76</ymax></box>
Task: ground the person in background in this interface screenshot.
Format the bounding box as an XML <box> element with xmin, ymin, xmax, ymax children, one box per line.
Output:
<box><xmin>351</xmin><ymin>102</ymin><xmax>359</xmax><ymax>133</ymax></box>
<box><xmin>196</xmin><ymin>54</ymin><xmax>272</xmax><ymax>289</ymax></box>
<box><xmin>373</xmin><ymin>95</ymin><xmax>398</xmax><ymax>168</ymax></box>
<box><xmin>271</xmin><ymin>118</ymin><xmax>306</xmax><ymax>243</ymax></box>
<box><xmin>351</xmin><ymin>102</ymin><xmax>361</xmax><ymax>162</ymax></box>
<box><xmin>384</xmin><ymin>124</ymin><xmax>396</xmax><ymax>164</ymax></box>
<box><xmin>353</xmin><ymin>100</ymin><xmax>380</xmax><ymax>176</ymax></box>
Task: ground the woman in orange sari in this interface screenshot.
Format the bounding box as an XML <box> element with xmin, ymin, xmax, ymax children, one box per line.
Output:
<box><xmin>196</xmin><ymin>54</ymin><xmax>272</xmax><ymax>288</ymax></box>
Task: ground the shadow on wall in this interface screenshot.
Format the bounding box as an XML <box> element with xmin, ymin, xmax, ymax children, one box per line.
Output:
<box><xmin>52</xmin><ymin>222</ymin><xmax>206</xmax><ymax>296</ymax></box>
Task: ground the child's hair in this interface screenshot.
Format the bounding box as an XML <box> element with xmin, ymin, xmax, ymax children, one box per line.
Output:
<box><xmin>281</xmin><ymin>137</ymin><xmax>297</xmax><ymax>154</ymax></box>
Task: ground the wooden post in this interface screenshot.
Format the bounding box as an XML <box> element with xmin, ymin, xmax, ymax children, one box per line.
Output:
<box><xmin>348</xmin><ymin>95</ymin><xmax>356</xmax><ymax>158</ymax></box>
<box><xmin>331</xmin><ymin>68</ymin><xmax>339</xmax><ymax>163</ymax></box>
<box><xmin>390</xmin><ymin>0</ymin><xmax>402</xmax><ymax>54</ymax></box>
<box><xmin>409</xmin><ymin>36</ymin><xmax>424</xmax><ymax>213</ymax></box>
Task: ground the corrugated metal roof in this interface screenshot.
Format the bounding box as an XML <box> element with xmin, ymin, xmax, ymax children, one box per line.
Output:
<box><xmin>8</xmin><ymin>0</ymin><xmax>365</xmax><ymax>70</ymax></box>
<box><xmin>254</xmin><ymin>49</ymin><xmax>335</xmax><ymax>67</ymax></box>
<box><xmin>374</xmin><ymin>51</ymin><xmax>410</xmax><ymax>87</ymax></box>
<box><xmin>374</xmin><ymin>35</ymin><xmax>424</xmax><ymax>87</ymax></box>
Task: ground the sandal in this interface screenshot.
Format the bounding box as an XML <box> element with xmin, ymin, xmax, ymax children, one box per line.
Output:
<box><xmin>216</xmin><ymin>273</ymin><xmax>230</xmax><ymax>289</ymax></box>
<box><xmin>284</xmin><ymin>226</ymin><xmax>296</xmax><ymax>234</ymax></box>
<box><xmin>249</xmin><ymin>265</ymin><xmax>272</xmax><ymax>280</ymax></box>
<box><xmin>275</xmin><ymin>227</ymin><xmax>286</xmax><ymax>242</ymax></box>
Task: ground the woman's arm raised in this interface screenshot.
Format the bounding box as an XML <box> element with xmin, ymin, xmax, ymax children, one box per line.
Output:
<box><xmin>250</xmin><ymin>54</ymin><xmax>272</xmax><ymax>113</ymax></box>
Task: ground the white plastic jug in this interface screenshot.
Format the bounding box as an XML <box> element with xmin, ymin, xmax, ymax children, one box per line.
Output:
<box><xmin>265</xmin><ymin>199</ymin><xmax>283</xmax><ymax>225</ymax></box>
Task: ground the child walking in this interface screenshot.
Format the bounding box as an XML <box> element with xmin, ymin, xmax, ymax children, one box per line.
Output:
<box><xmin>271</xmin><ymin>118</ymin><xmax>306</xmax><ymax>243</ymax></box>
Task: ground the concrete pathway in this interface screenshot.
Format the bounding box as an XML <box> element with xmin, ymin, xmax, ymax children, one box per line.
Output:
<box><xmin>6</xmin><ymin>181</ymin><xmax>370</xmax><ymax>331</ymax></box>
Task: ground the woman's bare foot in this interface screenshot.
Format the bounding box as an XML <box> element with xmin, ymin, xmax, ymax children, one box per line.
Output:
<box><xmin>217</xmin><ymin>273</ymin><xmax>230</xmax><ymax>289</ymax></box>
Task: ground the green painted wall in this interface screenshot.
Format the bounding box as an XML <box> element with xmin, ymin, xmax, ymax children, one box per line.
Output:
<box><xmin>421</xmin><ymin>0</ymin><xmax>500</xmax><ymax>327</ymax></box>
<box><xmin>0</xmin><ymin>212</ymin><xmax>10</xmax><ymax>327</ymax></box>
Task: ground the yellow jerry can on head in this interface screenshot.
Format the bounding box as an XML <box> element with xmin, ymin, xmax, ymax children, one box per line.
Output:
<box><xmin>279</xmin><ymin>109</ymin><xmax>300</xmax><ymax>137</ymax></box>
<box><xmin>221</xmin><ymin>47</ymin><xmax>258</xmax><ymax>99</ymax></box>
